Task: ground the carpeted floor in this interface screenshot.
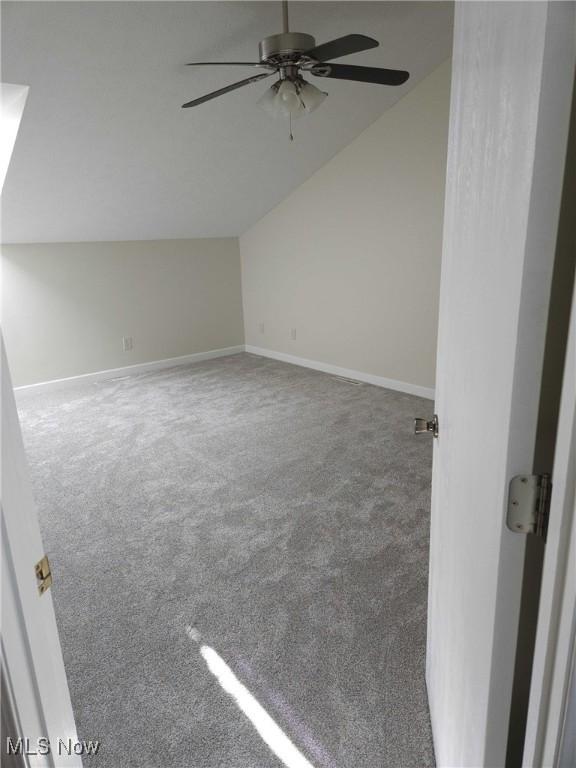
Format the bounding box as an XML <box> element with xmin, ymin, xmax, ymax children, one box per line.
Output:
<box><xmin>16</xmin><ymin>353</ymin><xmax>435</xmax><ymax>768</ymax></box>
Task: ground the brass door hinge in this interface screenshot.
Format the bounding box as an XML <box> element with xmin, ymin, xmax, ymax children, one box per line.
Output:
<box><xmin>35</xmin><ymin>555</ymin><xmax>52</xmax><ymax>595</ymax></box>
<box><xmin>506</xmin><ymin>474</ymin><xmax>552</xmax><ymax>541</ymax></box>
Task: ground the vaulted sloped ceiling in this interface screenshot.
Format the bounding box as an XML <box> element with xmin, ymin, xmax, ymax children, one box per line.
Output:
<box><xmin>1</xmin><ymin>1</ymin><xmax>453</xmax><ymax>243</ymax></box>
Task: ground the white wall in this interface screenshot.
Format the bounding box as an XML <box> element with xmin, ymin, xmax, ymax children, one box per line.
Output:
<box><xmin>2</xmin><ymin>238</ymin><xmax>243</xmax><ymax>386</ymax></box>
<box><xmin>240</xmin><ymin>60</ymin><xmax>451</xmax><ymax>391</ymax></box>
<box><xmin>3</xmin><ymin>62</ymin><xmax>450</xmax><ymax>390</ymax></box>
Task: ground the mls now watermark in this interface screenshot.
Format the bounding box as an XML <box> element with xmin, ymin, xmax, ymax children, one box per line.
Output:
<box><xmin>6</xmin><ymin>737</ymin><xmax>100</xmax><ymax>756</ymax></box>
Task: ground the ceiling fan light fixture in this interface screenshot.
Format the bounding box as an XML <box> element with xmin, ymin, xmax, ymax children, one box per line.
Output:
<box><xmin>182</xmin><ymin>2</ymin><xmax>410</xmax><ymax>118</ymax></box>
<box><xmin>257</xmin><ymin>77</ymin><xmax>327</xmax><ymax>121</ymax></box>
<box><xmin>256</xmin><ymin>81</ymin><xmax>283</xmax><ymax>117</ymax></box>
<box><xmin>257</xmin><ymin>79</ymin><xmax>305</xmax><ymax>120</ymax></box>
<box><xmin>182</xmin><ymin>2</ymin><xmax>410</xmax><ymax>123</ymax></box>
<box><xmin>297</xmin><ymin>80</ymin><xmax>327</xmax><ymax>114</ymax></box>
<box><xmin>277</xmin><ymin>79</ymin><xmax>302</xmax><ymax>114</ymax></box>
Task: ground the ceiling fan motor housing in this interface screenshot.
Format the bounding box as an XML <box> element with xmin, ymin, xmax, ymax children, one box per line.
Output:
<box><xmin>259</xmin><ymin>32</ymin><xmax>316</xmax><ymax>65</ymax></box>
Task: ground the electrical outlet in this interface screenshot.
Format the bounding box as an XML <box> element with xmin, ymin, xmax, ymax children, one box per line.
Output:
<box><xmin>122</xmin><ymin>336</ymin><xmax>133</xmax><ymax>352</ymax></box>
<box><xmin>258</xmin><ymin>322</ymin><xmax>265</xmax><ymax>334</ymax></box>
<box><xmin>290</xmin><ymin>328</ymin><xmax>297</xmax><ymax>341</ymax></box>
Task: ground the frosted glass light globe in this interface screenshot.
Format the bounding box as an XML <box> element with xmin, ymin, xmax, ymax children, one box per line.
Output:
<box><xmin>277</xmin><ymin>80</ymin><xmax>300</xmax><ymax>111</ymax></box>
<box><xmin>298</xmin><ymin>81</ymin><xmax>327</xmax><ymax>113</ymax></box>
<box><xmin>257</xmin><ymin>77</ymin><xmax>326</xmax><ymax>121</ymax></box>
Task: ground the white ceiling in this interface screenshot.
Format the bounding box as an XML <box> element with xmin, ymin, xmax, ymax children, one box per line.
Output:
<box><xmin>1</xmin><ymin>1</ymin><xmax>453</xmax><ymax>243</ymax></box>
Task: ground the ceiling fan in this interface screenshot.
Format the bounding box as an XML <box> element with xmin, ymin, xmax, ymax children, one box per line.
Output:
<box><xmin>182</xmin><ymin>0</ymin><xmax>409</xmax><ymax>127</ymax></box>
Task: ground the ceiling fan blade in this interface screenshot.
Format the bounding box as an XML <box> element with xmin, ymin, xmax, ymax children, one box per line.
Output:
<box><xmin>187</xmin><ymin>62</ymin><xmax>272</xmax><ymax>68</ymax></box>
<box><xmin>182</xmin><ymin>71</ymin><xmax>273</xmax><ymax>108</ymax></box>
<box><xmin>311</xmin><ymin>63</ymin><xmax>409</xmax><ymax>86</ymax></box>
<box><xmin>304</xmin><ymin>34</ymin><xmax>378</xmax><ymax>63</ymax></box>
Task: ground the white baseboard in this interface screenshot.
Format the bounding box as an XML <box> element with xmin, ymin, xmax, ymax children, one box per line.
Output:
<box><xmin>14</xmin><ymin>346</ymin><xmax>245</xmax><ymax>393</ymax></box>
<box><xmin>245</xmin><ymin>345</ymin><xmax>435</xmax><ymax>400</ymax></box>
<box><xmin>15</xmin><ymin>344</ymin><xmax>435</xmax><ymax>400</ymax></box>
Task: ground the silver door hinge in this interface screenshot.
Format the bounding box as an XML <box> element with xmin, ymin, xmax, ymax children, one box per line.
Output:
<box><xmin>506</xmin><ymin>474</ymin><xmax>551</xmax><ymax>540</ymax></box>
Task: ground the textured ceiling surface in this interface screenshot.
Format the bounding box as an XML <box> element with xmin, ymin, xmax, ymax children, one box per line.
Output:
<box><xmin>1</xmin><ymin>1</ymin><xmax>453</xmax><ymax>243</ymax></box>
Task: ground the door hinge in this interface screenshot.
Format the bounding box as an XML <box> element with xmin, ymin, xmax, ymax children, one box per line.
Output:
<box><xmin>506</xmin><ymin>474</ymin><xmax>551</xmax><ymax>540</ymax></box>
<box><xmin>35</xmin><ymin>554</ymin><xmax>52</xmax><ymax>595</ymax></box>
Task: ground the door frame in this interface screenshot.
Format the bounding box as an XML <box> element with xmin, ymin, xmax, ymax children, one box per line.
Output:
<box><xmin>1</xmin><ymin>82</ymin><xmax>81</xmax><ymax>767</ymax></box>
<box><xmin>523</xmin><ymin>275</ymin><xmax>576</xmax><ymax>765</ymax></box>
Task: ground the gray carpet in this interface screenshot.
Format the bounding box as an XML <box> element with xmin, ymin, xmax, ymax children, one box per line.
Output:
<box><xmin>16</xmin><ymin>353</ymin><xmax>435</xmax><ymax>768</ymax></box>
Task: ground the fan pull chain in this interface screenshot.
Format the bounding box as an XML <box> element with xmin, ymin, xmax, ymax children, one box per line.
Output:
<box><xmin>289</xmin><ymin>113</ymin><xmax>294</xmax><ymax>142</ymax></box>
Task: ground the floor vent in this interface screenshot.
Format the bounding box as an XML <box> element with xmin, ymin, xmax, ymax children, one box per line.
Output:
<box><xmin>332</xmin><ymin>375</ymin><xmax>364</xmax><ymax>386</ymax></box>
<box><xmin>95</xmin><ymin>375</ymin><xmax>131</xmax><ymax>384</ymax></box>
